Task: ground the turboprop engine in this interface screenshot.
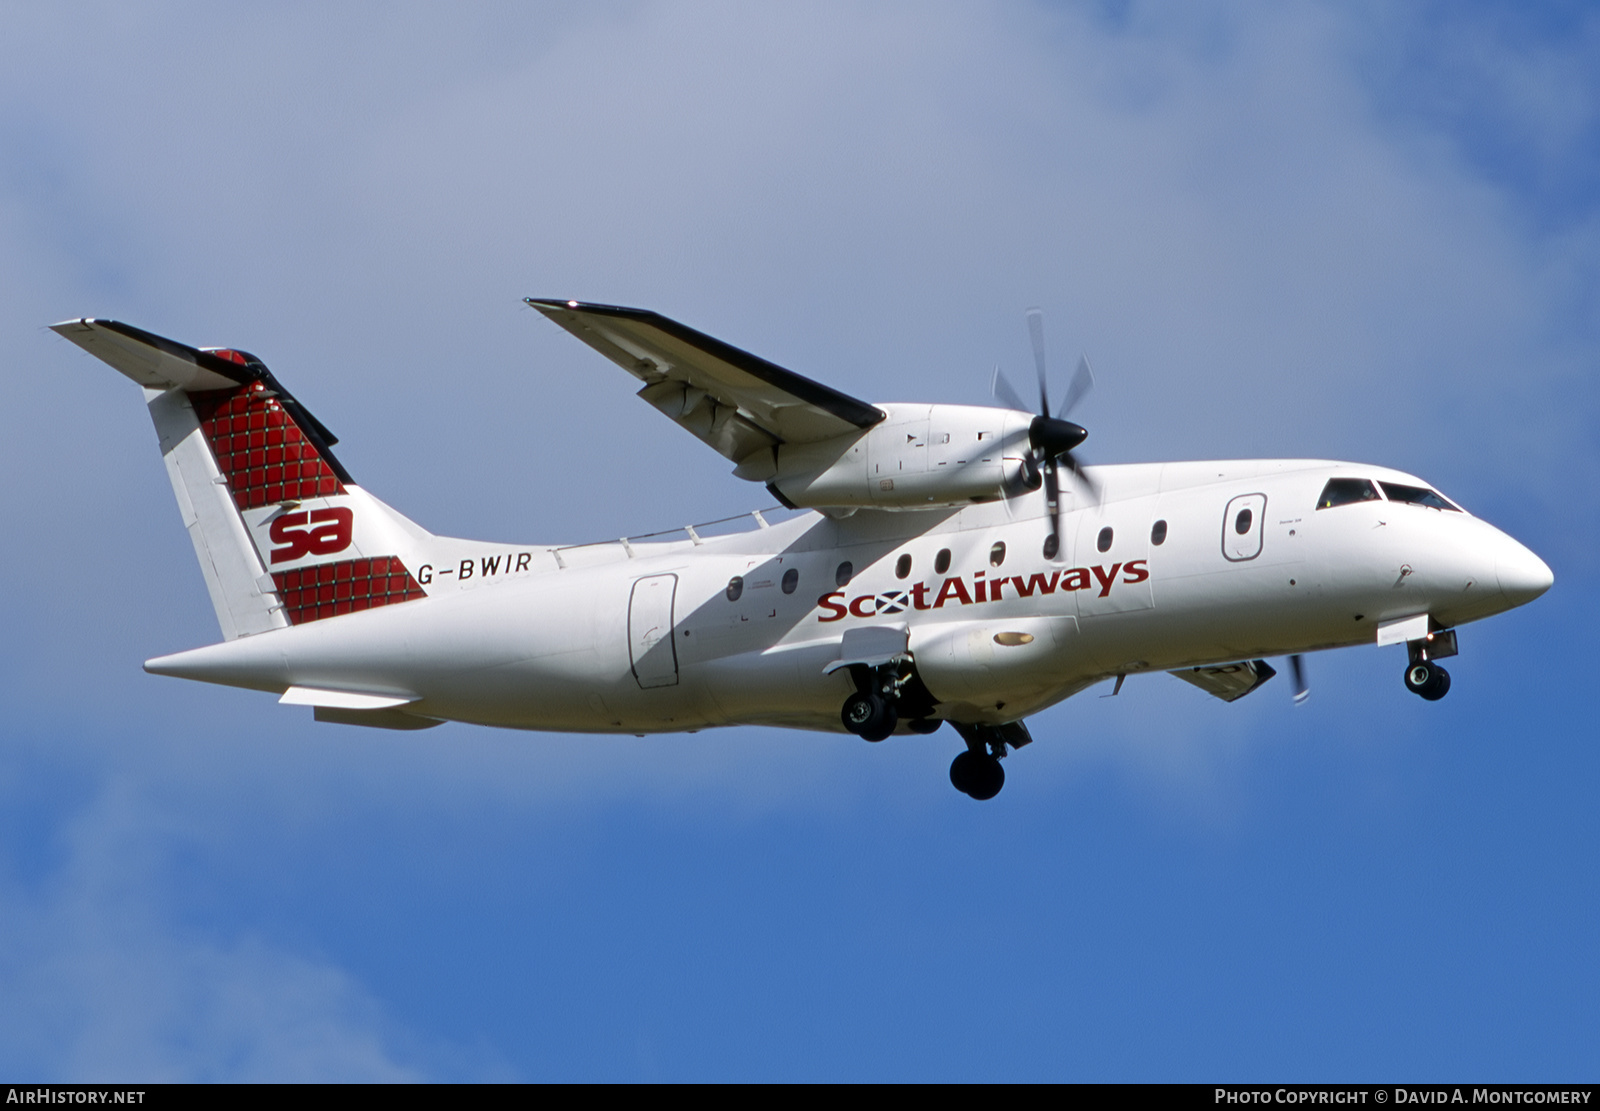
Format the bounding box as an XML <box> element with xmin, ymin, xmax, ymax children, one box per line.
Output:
<box><xmin>736</xmin><ymin>403</ymin><xmax>1040</xmax><ymax>511</ymax></box>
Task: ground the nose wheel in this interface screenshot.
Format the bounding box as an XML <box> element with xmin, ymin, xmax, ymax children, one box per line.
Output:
<box><xmin>1404</xmin><ymin>660</ymin><xmax>1451</xmax><ymax>701</ymax></box>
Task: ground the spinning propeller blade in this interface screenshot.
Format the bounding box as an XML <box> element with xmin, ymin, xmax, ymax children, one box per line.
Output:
<box><xmin>1060</xmin><ymin>355</ymin><xmax>1095</xmax><ymax>420</ymax></box>
<box><xmin>990</xmin><ymin>365</ymin><xmax>1031</xmax><ymax>415</ymax></box>
<box><xmin>1027</xmin><ymin>307</ymin><xmax>1051</xmax><ymax>418</ymax></box>
<box><xmin>1289</xmin><ymin>654</ymin><xmax>1309</xmax><ymax>705</ymax></box>
<box><xmin>1011</xmin><ymin>308</ymin><xmax>1099</xmax><ymax>556</ymax></box>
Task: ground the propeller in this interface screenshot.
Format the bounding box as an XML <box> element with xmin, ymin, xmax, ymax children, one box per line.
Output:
<box><xmin>992</xmin><ymin>307</ymin><xmax>1099</xmax><ymax>558</ymax></box>
<box><xmin>1289</xmin><ymin>654</ymin><xmax>1309</xmax><ymax>705</ymax></box>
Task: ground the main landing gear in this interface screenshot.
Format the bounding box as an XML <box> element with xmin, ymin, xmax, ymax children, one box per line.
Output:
<box><xmin>840</xmin><ymin>659</ymin><xmax>941</xmax><ymax>742</ymax></box>
<box><xmin>842</xmin><ymin>690</ymin><xmax>898</xmax><ymax>742</ymax></box>
<box><xmin>1403</xmin><ymin>627</ymin><xmax>1458</xmax><ymax>702</ymax></box>
<box><xmin>837</xmin><ymin>662</ymin><xmax>1030</xmax><ymax>801</ymax></box>
<box><xmin>949</xmin><ymin>749</ymin><xmax>1004</xmax><ymax>800</ymax></box>
<box><xmin>947</xmin><ymin>721</ymin><xmax>1033</xmax><ymax>801</ymax></box>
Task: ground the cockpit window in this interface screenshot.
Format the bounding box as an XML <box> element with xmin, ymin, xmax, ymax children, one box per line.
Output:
<box><xmin>1316</xmin><ymin>478</ymin><xmax>1380</xmax><ymax>510</ymax></box>
<box><xmin>1379</xmin><ymin>482</ymin><xmax>1460</xmax><ymax>511</ymax></box>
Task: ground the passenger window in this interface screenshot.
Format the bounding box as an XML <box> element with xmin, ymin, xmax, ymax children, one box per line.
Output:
<box><xmin>1235</xmin><ymin>508</ymin><xmax>1253</xmax><ymax>535</ymax></box>
<box><xmin>835</xmin><ymin>561</ymin><xmax>853</xmax><ymax>587</ymax></box>
<box><xmin>1379</xmin><ymin>482</ymin><xmax>1460</xmax><ymax>511</ymax></box>
<box><xmin>781</xmin><ymin>568</ymin><xmax>799</xmax><ymax>594</ymax></box>
<box><xmin>1043</xmin><ymin>534</ymin><xmax>1059</xmax><ymax>559</ymax></box>
<box><xmin>989</xmin><ymin>542</ymin><xmax>1006</xmax><ymax>567</ymax></box>
<box><xmin>1316</xmin><ymin>478</ymin><xmax>1380</xmax><ymax>510</ymax></box>
<box><xmin>895</xmin><ymin>554</ymin><xmax>912</xmax><ymax>579</ymax></box>
<box><xmin>1097</xmin><ymin>526</ymin><xmax>1113</xmax><ymax>553</ymax></box>
<box><xmin>934</xmin><ymin>548</ymin><xmax>951</xmax><ymax>574</ymax></box>
<box><xmin>726</xmin><ymin>576</ymin><xmax>744</xmax><ymax>602</ymax></box>
<box><xmin>1151</xmin><ymin>519</ymin><xmax>1167</xmax><ymax>546</ymax></box>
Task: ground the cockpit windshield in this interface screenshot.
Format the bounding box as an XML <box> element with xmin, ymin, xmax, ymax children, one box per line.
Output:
<box><xmin>1316</xmin><ymin>477</ymin><xmax>1380</xmax><ymax>510</ymax></box>
<box><xmin>1379</xmin><ymin>482</ymin><xmax>1460</xmax><ymax>511</ymax></box>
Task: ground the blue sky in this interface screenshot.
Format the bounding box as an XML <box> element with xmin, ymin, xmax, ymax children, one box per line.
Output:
<box><xmin>1</xmin><ymin>1</ymin><xmax>1596</xmax><ymax>1080</ymax></box>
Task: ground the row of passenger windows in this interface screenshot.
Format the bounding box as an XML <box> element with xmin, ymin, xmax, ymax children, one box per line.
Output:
<box><xmin>1317</xmin><ymin>478</ymin><xmax>1460</xmax><ymax>512</ymax></box>
<box><xmin>729</xmin><ymin>478</ymin><xmax>1455</xmax><ymax>602</ymax></box>
<box><xmin>724</xmin><ymin>520</ymin><xmax>1174</xmax><ymax>601</ymax></box>
<box><xmin>725</xmin><ymin>567</ymin><xmax>801</xmax><ymax>601</ymax></box>
<box><xmin>724</xmin><ymin>478</ymin><xmax>1453</xmax><ymax>604</ymax></box>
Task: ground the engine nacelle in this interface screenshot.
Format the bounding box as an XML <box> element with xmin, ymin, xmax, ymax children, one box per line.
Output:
<box><xmin>738</xmin><ymin>404</ymin><xmax>1036</xmax><ymax>511</ymax></box>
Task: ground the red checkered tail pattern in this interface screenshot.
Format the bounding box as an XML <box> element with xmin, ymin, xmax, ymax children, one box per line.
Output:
<box><xmin>52</xmin><ymin>319</ymin><xmax>433</xmax><ymax>640</ymax></box>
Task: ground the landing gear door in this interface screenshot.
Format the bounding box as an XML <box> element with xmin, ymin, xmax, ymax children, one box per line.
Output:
<box><xmin>1223</xmin><ymin>493</ymin><xmax>1267</xmax><ymax>562</ymax></box>
<box><xmin>628</xmin><ymin>574</ymin><xmax>680</xmax><ymax>689</ymax></box>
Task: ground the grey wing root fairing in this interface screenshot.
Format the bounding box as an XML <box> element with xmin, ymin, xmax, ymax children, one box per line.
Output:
<box><xmin>1170</xmin><ymin>659</ymin><xmax>1278</xmax><ymax>702</ymax></box>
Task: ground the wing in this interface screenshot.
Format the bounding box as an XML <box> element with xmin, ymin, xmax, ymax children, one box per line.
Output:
<box><xmin>527</xmin><ymin>299</ymin><xmax>883</xmax><ymax>466</ymax></box>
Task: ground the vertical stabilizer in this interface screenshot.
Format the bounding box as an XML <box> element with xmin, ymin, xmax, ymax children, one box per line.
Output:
<box><xmin>53</xmin><ymin>319</ymin><xmax>432</xmax><ymax>640</ymax></box>
<box><xmin>146</xmin><ymin>384</ymin><xmax>287</xmax><ymax>639</ymax></box>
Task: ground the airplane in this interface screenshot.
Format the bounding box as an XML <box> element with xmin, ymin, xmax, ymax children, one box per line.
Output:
<box><xmin>52</xmin><ymin>300</ymin><xmax>1554</xmax><ymax>800</ymax></box>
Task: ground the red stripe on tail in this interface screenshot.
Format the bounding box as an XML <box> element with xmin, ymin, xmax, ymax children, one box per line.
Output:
<box><xmin>271</xmin><ymin>556</ymin><xmax>427</xmax><ymax>625</ymax></box>
<box><xmin>190</xmin><ymin>381</ymin><xmax>345</xmax><ymax>511</ymax></box>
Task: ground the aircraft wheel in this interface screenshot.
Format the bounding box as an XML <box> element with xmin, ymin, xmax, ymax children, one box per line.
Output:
<box><xmin>1404</xmin><ymin>661</ymin><xmax>1451</xmax><ymax>701</ymax></box>
<box><xmin>906</xmin><ymin>718</ymin><xmax>943</xmax><ymax>735</ymax></box>
<box><xmin>842</xmin><ymin>692</ymin><xmax>898</xmax><ymax>742</ymax></box>
<box><xmin>949</xmin><ymin>751</ymin><xmax>1005</xmax><ymax>800</ymax></box>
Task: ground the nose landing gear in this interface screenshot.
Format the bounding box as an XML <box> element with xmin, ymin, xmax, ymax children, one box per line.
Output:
<box><xmin>1404</xmin><ymin>660</ymin><xmax>1451</xmax><ymax>701</ymax></box>
<box><xmin>1403</xmin><ymin>627</ymin><xmax>1457</xmax><ymax>701</ymax></box>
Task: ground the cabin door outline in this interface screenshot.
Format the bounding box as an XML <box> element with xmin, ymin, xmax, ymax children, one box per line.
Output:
<box><xmin>628</xmin><ymin>573</ymin><xmax>680</xmax><ymax>689</ymax></box>
<box><xmin>1222</xmin><ymin>493</ymin><xmax>1268</xmax><ymax>562</ymax></box>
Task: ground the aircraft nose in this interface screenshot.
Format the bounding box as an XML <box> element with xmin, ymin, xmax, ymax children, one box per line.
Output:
<box><xmin>1496</xmin><ymin>543</ymin><xmax>1554</xmax><ymax>607</ymax></box>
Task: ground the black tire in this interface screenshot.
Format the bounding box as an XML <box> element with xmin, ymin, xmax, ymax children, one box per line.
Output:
<box><xmin>842</xmin><ymin>692</ymin><xmax>898</xmax><ymax>741</ymax></box>
<box><xmin>1420</xmin><ymin>665</ymin><xmax>1451</xmax><ymax>702</ymax></box>
<box><xmin>950</xmin><ymin>751</ymin><xmax>1004</xmax><ymax>799</ymax></box>
<box><xmin>967</xmin><ymin>756</ymin><xmax>1005</xmax><ymax>801</ymax></box>
<box><xmin>1405</xmin><ymin>661</ymin><xmax>1451</xmax><ymax>701</ymax></box>
<box><xmin>906</xmin><ymin>718</ymin><xmax>943</xmax><ymax>735</ymax></box>
<box><xmin>949</xmin><ymin>750</ymin><xmax>976</xmax><ymax>795</ymax></box>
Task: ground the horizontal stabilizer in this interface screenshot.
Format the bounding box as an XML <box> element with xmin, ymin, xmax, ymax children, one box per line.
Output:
<box><xmin>1171</xmin><ymin>659</ymin><xmax>1277</xmax><ymax>702</ymax></box>
<box><xmin>51</xmin><ymin>318</ymin><xmax>243</xmax><ymax>392</ymax></box>
<box><xmin>279</xmin><ymin>686</ymin><xmax>416</xmax><ymax>710</ymax></box>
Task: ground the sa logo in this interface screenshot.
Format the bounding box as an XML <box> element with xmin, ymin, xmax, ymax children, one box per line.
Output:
<box><xmin>269</xmin><ymin>507</ymin><xmax>354</xmax><ymax>564</ymax></box>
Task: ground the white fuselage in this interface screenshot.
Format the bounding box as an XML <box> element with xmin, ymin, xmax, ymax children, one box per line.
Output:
<box><xmin>146</xmin><ymin>457</ymin><xmax>1552</xmax><ymax>734</ymax></box>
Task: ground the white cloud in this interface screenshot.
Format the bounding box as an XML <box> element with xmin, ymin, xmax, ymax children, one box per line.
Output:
<box><xmin>0</xmin><ymin>776</ymin><xmax>433</xmax><ymax>1081</ymax></box>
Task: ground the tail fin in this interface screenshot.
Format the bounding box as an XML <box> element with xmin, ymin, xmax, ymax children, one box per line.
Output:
<box><xmin>53</xmin><ymin>319</ymin><xmax>431</xmax><ymax>640</ymax></box>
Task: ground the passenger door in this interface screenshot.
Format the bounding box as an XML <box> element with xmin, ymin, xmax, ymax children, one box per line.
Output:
<box><xmin>628</xmin><ymin>574</ymin><xmax>680</xmax><ymax>689</ymax></box>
